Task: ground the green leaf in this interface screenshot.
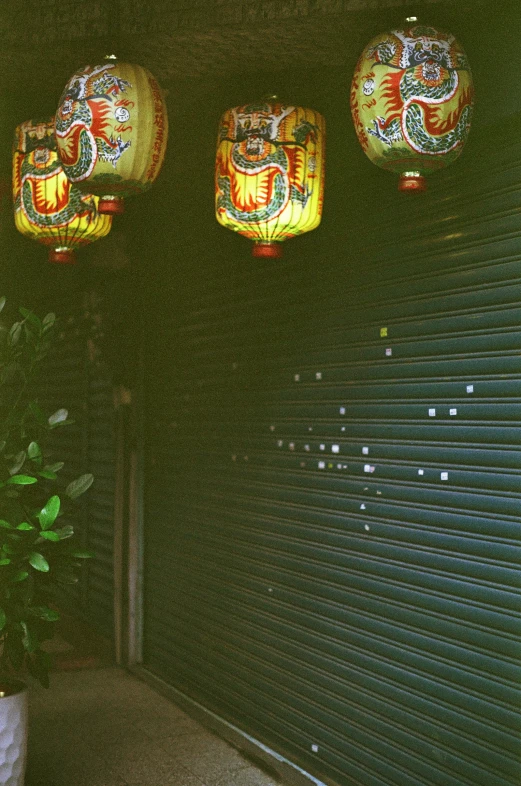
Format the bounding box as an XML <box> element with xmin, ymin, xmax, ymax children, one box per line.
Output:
<box><xmin>51</xmin><ymin>419</ymin><xmax>74</xmax><ymax>429</ymax></box>
<box><xmin>70</xmin><ymin>550</ymin><xmax>94</xmax><ymax>559</ymax></box>
<box><xmin>66</xmin><ymin>473</ymin><xmax>94</xmax><ymax>499</ymax></box>
<box><xmin>38</xmin><ymin>495</ymin><xmax>60</xmax><ymax>530</ymax></box>
<box><xmin>0</xmin><ymin>296</ymin><xmax>6</xmax><ymax>314</ymax></box>
<box><xmin>38</xmin><ymin>470</ymin><xmax>57</xmax><ymax>480</ymax></box>
<box><xmin>55</xmin><ymin>525</ymin><xmax>74</xmax><ymax>540</ymax></box>
<box><xmin>7</xmin><ymin>474</ymin><xmax>37</xmax><ymax>485</ymax></box>
<box><xmin>44</xmin><ymin>462</ymin><xmax>64</xmax><ymax>473</ymax></box>
<box><xmin>42</xmin><ymin>312</ymin><xmax>56</xmax><ymax>331</ymax></box>
<box><xmin>16</xmin><ymin>522</ymin><xmax>34</xmax><ymax>531</ymax></box>
<box><xmin>29</xmin><ymin>552</ymin><xmax>50</xmax><ymax>572</ymax></box>
<box><xmin>29</xmin><ymin>606</ymin><xmax>60</xmax><ymax>622</ymax></box>
<box><xmin>28</xmin><ymin>441</ymin><xmax>42</xmax><ymax>460</ymax></box>
<box><xmin>0</xmin><ymin>520</ymin><xmax>13</xmax><ymax>529</ymax></box>
<box><xmin>11</xmin><ymin>570</ymin><xmax>29</xmax><ymax>583</ymax></box>
<box><xmin>27</xmin><ymin>651</ymin><xmax>51</xmax><ymax>689</ymax></box>
<box><xmin>8</xmin><ymin>322</ymin><xmax>22</xmax><ymax>346</ymax></box>
<box><xmin>37</xmin><ymin>469</ymin><xmax>58</xmax><ymax>480</ymax></box>
<box><xmin>48</xmin><ymin>408</ymin><xmax>68</xmax><ymax>426</ymax></box>
<box><xmin>0</xmin><ymin>559</ymin><xmax>11</xmax><ymax>566</ymax></box>
<box><xmin>39</xmin><ymin>531</ymin><xmax>60</xmax><ymax>542</ymax></box>
<box><xmin>21</xmin><ymin>621</ymin><xmax>38</xmax><ymax>653</ymax></box>
<box><xmin>0</xmin><ymin>607</ymin><xmax>6</xmax><ymax>632</ymax></box>
<box><xmin>9</xmin><ymin>450</ymin><xmax>27</xmax><ymax>475</ymax></box>
<box><xmin>19</xmin><ymin>308</ymin><xmax>41</xmax><ymax>329</ymax></box>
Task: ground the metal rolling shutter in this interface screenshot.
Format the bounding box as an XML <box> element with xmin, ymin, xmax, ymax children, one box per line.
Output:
<box><xmin>83</xmin><ymin>355</ymin><xmax>116</xmax><ymax>636</ymax></box>
<box><xmin>42</xmin><ymin>291</ymin><xmax>115</xmax><ymax>640</ymax></box>
<box><xmin>143</xmin><ymin>128</ymin><xmax>521</xmax><ymax>786</ymax></box>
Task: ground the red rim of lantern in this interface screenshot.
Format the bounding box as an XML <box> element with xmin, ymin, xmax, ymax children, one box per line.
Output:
<box><xmin>252</xmin><ymin>241</ymin><xmax>283</xmax><ymax>259</ymax></box>
<box><xmin>398</xmin><ymin>172</ymin><xmax>427</xmax><ymax>193</ymax></box>
<box><xmin>48</xmin><ymin>247</ymin><xmax>76</xmax><ymax>264</ymax></box>
<box><xmin>98</xmin><ymin>196</ymin><xmax>125</xmax><ymax>215</ymax></box>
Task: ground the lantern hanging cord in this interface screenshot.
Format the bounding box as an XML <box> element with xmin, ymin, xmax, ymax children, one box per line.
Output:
<box><xmin>105</xmin><ymin>0</ymin><xmax>123</xmax><ymax>60</ymax></box>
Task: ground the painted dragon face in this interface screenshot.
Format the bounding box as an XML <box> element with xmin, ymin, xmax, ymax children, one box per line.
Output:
<box><xmin>18</xmin><ymin>120</ymin><xmax>56</xmax><ymax>154</ymax></box>
<box><xmin>395</xmin><ymin>28</ymin><xmax>453</xmax><ymax>77</ymax></box>
<box><xmin>235</xmin><ymin>109</ymin><xmax>277</xmax><ymax>159</ymax></box>
<box><xmin>232</xmin><ymin>104</ymin><xmax>295</xmax><ymax>162</ymax></box>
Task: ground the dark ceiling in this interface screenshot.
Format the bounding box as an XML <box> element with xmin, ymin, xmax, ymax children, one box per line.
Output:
<box><xmin>1</xmin><ymin>0</ymin><xmax>493</xmax><ymax>114</ymax></box>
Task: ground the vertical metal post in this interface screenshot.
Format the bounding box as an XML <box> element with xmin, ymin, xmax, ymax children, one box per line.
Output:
<box><xmin>80</xmin><ymin>296</ymin><xmax>92</xmax><ymax>613</ymax></box>
<box><xmin>113</xmin><ymin>385</ymin><xmax>129</xmax><ymax>665</ymax></box>
<box><xmin>112</xmin><ymin>332</ymin><xmax>144</xmax><ymax>667</ymax></box>
<box><xmin>127</xmin><ymin>376</ymin><xmax>144</xmax><ymax>665</ymax></box>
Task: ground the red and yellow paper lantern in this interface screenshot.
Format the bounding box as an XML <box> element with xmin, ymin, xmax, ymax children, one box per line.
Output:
<box><xmin>216</xmin><ymin>99</ymin><xmax>325</xmax><ymax>257</ymax></box>
<box><xmin>55</xmin><ymin>58</ymin><xmax>168</xmax><ymax>215</ymax></box>
<box><xmin>350</xmin><ymin>22</ymin><xmax>473</xmax><ymax>192</ymax></box>
<box><xmin>13</xmin><ymin>119</ymin><xmax>112</xmax><ymax>264</ymax></box>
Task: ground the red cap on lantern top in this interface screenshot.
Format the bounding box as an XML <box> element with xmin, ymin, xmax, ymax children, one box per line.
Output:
<box><xmin>13</xmin><ymin>118</ymin><xmax>112</xmax><ymax>263</ymax></box>
<box><xmin>215</xmin><ymin>98</ymin><xmax>325</xmax><ymax>257</ymax></box>
<box><xmin>55</xmin><ymin>58</ymin><xmax>168</xmax><ymax>214</ymax></box>
<box><xmin>350</xmin><ymin>22</ymin><xmax>474</xmax><ymax>191</ymax></box>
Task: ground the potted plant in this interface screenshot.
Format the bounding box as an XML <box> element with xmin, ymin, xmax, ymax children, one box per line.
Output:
<box><xmin>0</xmin><ymin>296</ymin><xmax>93</xmax><ymax>785</ymax></box>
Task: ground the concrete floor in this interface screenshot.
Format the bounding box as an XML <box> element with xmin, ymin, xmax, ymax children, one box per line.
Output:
<box><xmin>26</xmin><ymin>667</ymin><xmax>281</xmax><ymax>786</ymax></box>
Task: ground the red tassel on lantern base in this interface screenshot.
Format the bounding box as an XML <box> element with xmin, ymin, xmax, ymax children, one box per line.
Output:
<box><xmin>48</xmin><ymin>247</ymin><xmax>76</xmax><ymax>264</ymax></box>
<box><xmin>98</xmin><ymin>196</ymin><xmax>125</xmax><ymax>215</ymax></box>
<box><xmin>252</xmin><ymin>241</ymin><xmax>283</xmax><ymax>259</ymax></box>
<box><xmin>398</xmin><ymin>172</ymin><xmax>427</xmax><ymax>193</ymax></box>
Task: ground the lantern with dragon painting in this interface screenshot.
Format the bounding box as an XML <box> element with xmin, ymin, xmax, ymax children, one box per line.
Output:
<box><xmin>55</xmin><ymin>58</ymin><xmax>168</xmax><ymax>215</ymax></box>
<box><xmin>350</xmin><ymin>22</ymin><xmax>473</xmax><ymax>192</ymax></box>
<box><xmin>13</xmin><ymin>119</ymin><xmax>112</xmax><ymax>264</ymax></box>
<box><xmin>215</xmin><ymin>99</ymin><xmax>325</xmax><ymax>257</ymax></box>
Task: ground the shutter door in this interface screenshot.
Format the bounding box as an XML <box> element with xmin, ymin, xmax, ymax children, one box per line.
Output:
<box><xmin>143</xmin><ymin>126</ymin><xmax>521</xmax><ymax>786</ymax></box>
<box><xmin>41</xmin><ymin>290</ymin><xmax>116</xmax><ymax>640</ymax></box>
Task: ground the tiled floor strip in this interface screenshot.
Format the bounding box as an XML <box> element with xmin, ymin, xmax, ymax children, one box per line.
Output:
<box><xmin>26</xmin><ymin>667</ymin><xmax>281</xmax><ymax>786</ymax></box>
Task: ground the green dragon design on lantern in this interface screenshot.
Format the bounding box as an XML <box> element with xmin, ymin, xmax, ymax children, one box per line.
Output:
<box><xmin>215</xmin><ymin>100</ymin><xmax>325</xmax><ymax>257</ymax></box>
<box><xmin>350</xmin><ymin>23</ymin><xmax>474</xmax><ymax>191</ymax></box>
<box><xmin>55</xmin><ymin>64</ymin><xmax>131</xmax><ymax>176</ymax></box>
<box><xmin>55</xmin><ymin>60</ymin><xmax>168</xmax><ymax>214</ymax></box>
<box><xmin>13</xmin><ymin>119</ymin><xmax>112</xmax><ymax>263</ymax></box>
<box><xmin>15</xmin><ymin>124</ymin><xmax>87</xmax><ymax>226</ymax></box>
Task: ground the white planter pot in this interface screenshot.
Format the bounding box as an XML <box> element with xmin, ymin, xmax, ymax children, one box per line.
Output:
<box><xmin>0</xmin><ymin>682</ymin><xmax>27</xmax><ymax>786</ymax></box>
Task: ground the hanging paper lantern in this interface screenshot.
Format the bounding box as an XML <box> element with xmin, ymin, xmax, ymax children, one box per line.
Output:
<box><xmin>350</xmin><ymin>22</ymin><xmax>473</xmax><ymax>192</ymax></box>
<box><xmin>215</xmin><ymin>99</ymin><xmax>325</xmax><ymax>257</ymax></box>
<box><xmin>13</xmin><ymin>119</ymin><xmax>112</xmax><ymax>264</ymax></box>
<box><xmin>55</xmin><ymin>58</ymin><xmax>168</xmax><ymax>215</ymax></box>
